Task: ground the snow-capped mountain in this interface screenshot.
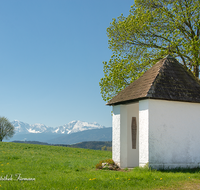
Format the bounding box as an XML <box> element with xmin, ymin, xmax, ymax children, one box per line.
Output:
<box><xmin>12</xmin><ymin>120</ymin><xmax>54</xmax><ymax>134</ymax></box>
<box><xmin>11</xmin><ymin>120</ymin><xmax>106</xmax><ymax>135</ymax></box>
<box><xmin>55</xmin><ymin>120</ymin><xmax>105</xmax><ymax>134</ymax></box>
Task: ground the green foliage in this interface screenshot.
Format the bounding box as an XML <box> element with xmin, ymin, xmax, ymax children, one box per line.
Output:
<box><xmin>0</xmin><ymin>117</ymin><xmax>15</xmax><ymax>142</ymax></box>
<box><xmin>13</xmin><ymin>141</ymin><xmax>112</xmax><ymax>151</ymax></box>
<box><xmin>101</xmin><ymin>145</ymin><xmax>112</xmax><ymax>151</ymax></box>
<box><xmin>68</xmin><ymin>141</ymin><xmax>112</xmax><ymax>151</ymax></box>
<box><xmin>95</xmin><ymin>159</ymin><xmax>115</xmax><ymax>169</ymax></box>
<box><xmin>106</xmin><ymin>146</ymin><xmax>112</xmax><ymax>151</ymax></box>
<box><xmin>101</xmin><ymin>146</ymin><xmax>107</xmax><ymax>151</ymax></box>
<box><xmin>1</xmin><ymin>143</ymin><xmax>200</xmax><ymax>189</ymax></box>
<box><xmin>124</xmin><ymin>167</ymin><xmax>129</xmax><ymax>171</ymax></box>
<box><xmin>100</xmin><ymin>0</ymin><xmax>200</xmax><ymax>101</ymax></box>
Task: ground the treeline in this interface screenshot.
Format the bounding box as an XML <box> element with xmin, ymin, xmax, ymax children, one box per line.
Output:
<box><xmin>67</xmin><ymin>141</ymin><xmax>112</xmax><ymax>151</ymax></box>
<box><xmin>12</xmin><ymin>141</ymin><xmax>49</xmax><ymax>145</ymax></box>
<box><xmin>12</xmin><ymin>140</ymin><xmax>112</xmax><ymax>151</ymax></box>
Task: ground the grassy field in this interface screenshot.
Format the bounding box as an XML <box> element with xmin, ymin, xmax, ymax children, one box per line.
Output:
<box><xmin>0</xmin><ymin>142</ymin><xmax>200</xmax><ymax>190</ymax></box>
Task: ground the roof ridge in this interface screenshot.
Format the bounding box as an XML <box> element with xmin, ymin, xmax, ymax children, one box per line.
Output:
<box><xmin>146</xmin><ymin>58</ymin><xmax>167</xmax><ymax>97</ymax></box>
<box><xmin>107</xmin><ymin>55</ymin><xmax>200</xmax><ymax>105</ymax></box>
<box><xmin>164</xmin><ymin>54</ymin><xmax>174</xmax><ymax>59</ymax></box>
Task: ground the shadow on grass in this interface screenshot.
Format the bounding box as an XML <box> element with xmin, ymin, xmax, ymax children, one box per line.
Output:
<box><xmin>133</xmin><ymin>165</ymin><xmax>200</xmax><ymax>174</ymax></box>
<box><xmin>155</xmin><ymin>167</ymin><xmax>200</xmax><ymax>174</ymax></box>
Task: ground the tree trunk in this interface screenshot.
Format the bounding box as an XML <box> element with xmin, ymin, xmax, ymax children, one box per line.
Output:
<box><xmin>194</xmin><ymin>65</ymin><xmax>199</xmax><ymax>78</ymax></box>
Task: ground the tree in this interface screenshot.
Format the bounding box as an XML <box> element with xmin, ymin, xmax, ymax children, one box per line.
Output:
<box><xmin>0</xmin><ymin>117</ymin><xmax>15</xmax><ymax>142</ymax></box>
<box><xmin>100</xmin><ymin>0</ymin><xmax>200</xmax><ymax>101</ymax></box>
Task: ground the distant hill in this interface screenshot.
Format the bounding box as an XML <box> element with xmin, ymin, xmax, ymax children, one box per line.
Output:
<box><xmin>9</xmin><ymin>127</ymin><xmax>112</xmax><ymax>144</ymax></box>
<box><xmin>6</xmin><ymin>120</ymin><xmax>111</xmax><ymax>144</ymax></box>
<box><xmin>12</xmin><ymin>141</ymin><xmax>112</xmax><ymax>150</ymax></box>
<box><xmin>66</xmin><ymin>141</ymin><xmax>112</xmax><ymax>150</ymax></box>
<box><xmin>8</xmin><ymin>133</ymin><xmax>63</xmax><ymax>142</ymax></box>
<box><xmin>47</xmin><ymin>127</ymin><xmax>112</xmax><ymax>144</ymax></box>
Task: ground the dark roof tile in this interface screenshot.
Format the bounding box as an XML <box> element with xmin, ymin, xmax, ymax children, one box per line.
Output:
<box><xmin>107</xmin><ymin>55</ymin><xmax>200</xmax><ymax>105</ymax></box>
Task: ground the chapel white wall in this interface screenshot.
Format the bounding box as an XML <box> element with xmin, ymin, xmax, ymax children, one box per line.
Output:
<box><xmin>112</xmin><ymin>102</ymin><xmax>139</xmax><ymax>168</ymax></box>
<box><xmin>148</xmin><ymin>99</ymin><xmax>200</xmax><ymax>169</ymax></box>
<box><xmin>119</xmin><ymin>105</ymin><xmax>128</xmax><ymax>168</ymax></box>
<box><xmin>139</xmin><ymin>100</ymin><xmax>149</xmax><ymax>167</ymax></box>
<box><xmin>112</xmin><ymin>105</ymin><xmax>121</xmax><ymax>166</ymax></box>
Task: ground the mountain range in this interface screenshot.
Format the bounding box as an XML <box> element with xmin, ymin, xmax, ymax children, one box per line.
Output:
<box><xmin>12</xmin><ymin>120</ymin><xmax>106</xmax><ymax>134</ymax></box>
<box><xmin>8</xmin><ymin>120</ymin><xmax>112</xmax><ymax>144</ymax></box>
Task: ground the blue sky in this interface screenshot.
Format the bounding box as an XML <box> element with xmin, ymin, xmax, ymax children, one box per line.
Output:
<box><xmin>0</xmin><ymin>0</ymin><xmax>134</xmax><ymax>128</ymax></box>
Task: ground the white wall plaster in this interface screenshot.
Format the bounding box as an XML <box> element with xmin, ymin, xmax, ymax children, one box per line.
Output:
<box><xmin>112</xmin><ymin>102</ymin><xmax>139</xmax><ymax>168</ymax></box>
<box><xmin>139</xmin><ymin>100</ymin><xmax>149</xmax><ymax>167</ymax></box>
<box><xmin>113</xmin><ymin>99</ymin><xmax>200</xmax><ymax>169</ymax></box>
<box><xmin>112</xmin><ymin>105</ymin><xmax>121</xmax><ymax>166</ymax></box>
<box><xmin>120</xmin><ymin>105</ymin><xmax>128</xmax><ymax>168</ymax></box>
<box><xmin>148</xmin><ymin>99</ymin><xmax>200</xmax><ymax>169</ymax></box>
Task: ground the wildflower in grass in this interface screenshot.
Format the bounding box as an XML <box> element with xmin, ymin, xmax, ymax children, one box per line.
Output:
<box><xmin>2</xmin><ymin>171</ymin><xmax>3</xmax><ymax>172</ymax></box>
<box><xmin>1</xmin><ymin>164</ymin><xmax>3</xmax><ymax>166</ymax></box>
<box><xmin>89</xmin><ymin>179</ymin><xmax>92</xmax><ymax>180</ymax></box>
<box><xmin>128</xmin><ymin>179</ymin><xmax>130</xmax><ymax>180</ymax></box>
<box><xmin>7</xmin><ymin>163</ymin><xmax>9</xmax><ymax>165</ymax></box>
<box><xmin>160</xmin><ymin>178</ymin><xmax>162</xmax><ymax>180</ymax></box>
<box><xmin>189</xmin><ymin>177</ymin><xmax>190</xmax><ymax>178</ymax></box>
<box><xmin>116</xmin><ymin>178</ymin><xmax>119</xmax><ymax>179</ymax></box>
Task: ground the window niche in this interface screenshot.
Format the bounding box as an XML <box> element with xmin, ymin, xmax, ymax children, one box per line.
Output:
<box><xmin>131</xmin><ymin>117</ymin><xmax>137</xmax><ymax>149</ymax></box>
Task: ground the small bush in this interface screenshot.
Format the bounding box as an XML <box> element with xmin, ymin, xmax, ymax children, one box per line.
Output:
<box><xmin>95</xmin><ymin>159</ymin><xmax>117</xmax><ymax>170</ymax></box>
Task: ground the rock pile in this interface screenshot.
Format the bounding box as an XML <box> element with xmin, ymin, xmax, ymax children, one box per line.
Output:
<box><xmin>101</xmin><ymin>162</ymin><xmax>119</xmax><ymax>170</ymax></box>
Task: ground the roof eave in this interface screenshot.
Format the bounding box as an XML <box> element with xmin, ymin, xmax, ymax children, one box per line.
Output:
<box><xmin>106</xmin><ymin>97</ymin><xmax>200</xmax><ymax>106</ymax></box>
<box><xmin>106</xmin><ymin>97</ymin><xmax>147</xmax><ymax>106</ymax></box>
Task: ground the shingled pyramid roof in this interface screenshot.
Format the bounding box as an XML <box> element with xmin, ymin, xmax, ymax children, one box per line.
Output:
<box><xmin>107</xmin><ymin>55</ymin><xmax>200</xmax><ymax>105</ymax></box>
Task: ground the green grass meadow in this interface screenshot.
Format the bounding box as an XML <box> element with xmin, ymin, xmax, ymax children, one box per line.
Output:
<box><xmin>0</xmin><ymin>142</ymin><xmax>200</xmax><ymax>190</ymax></box>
